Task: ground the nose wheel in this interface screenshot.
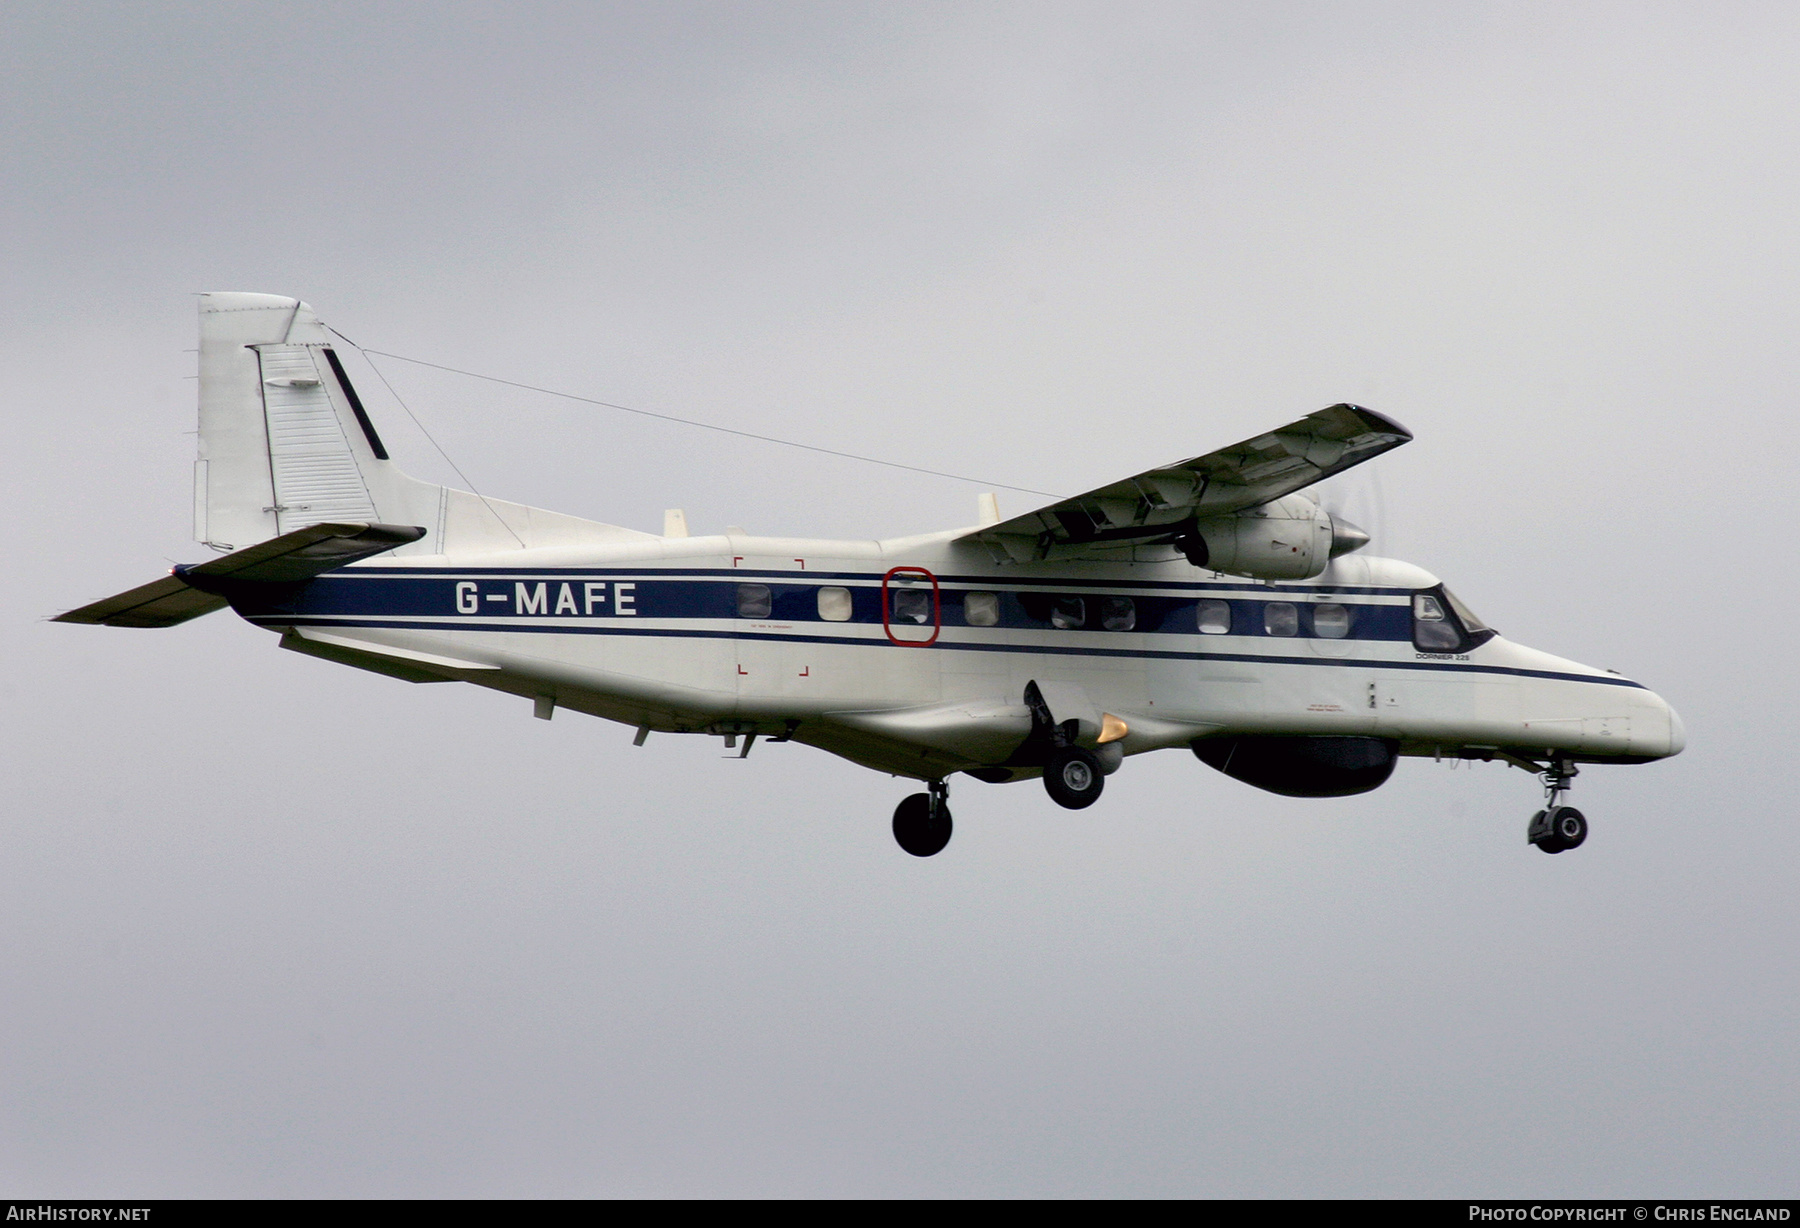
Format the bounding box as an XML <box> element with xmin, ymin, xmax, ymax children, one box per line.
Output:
<box><xmin>1531</xmin><ymin>805</ymin><xmax>1588</xmax><ymax>853</ymax></box>
<box><xmin>893</xmin><ymin>779</ymin><xmax>953</xmax><ymax>857</ymax></box>
<box><xmin>1525</xmin><ymin>758</ymin><xmax>1588</xmax><ymax>854</ymax></box>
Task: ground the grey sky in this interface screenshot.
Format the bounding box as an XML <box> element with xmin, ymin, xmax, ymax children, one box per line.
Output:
<box><xmin>3</xmin><ymin>1</ymin><xmax>1796</xmax><ymax>1196</ymax></box>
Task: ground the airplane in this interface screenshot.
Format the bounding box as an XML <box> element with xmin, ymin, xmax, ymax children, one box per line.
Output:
<box><xmin>56</xmin><ymin>292</ymin><xmax>1685</xmax><ymax>858</ymax></box>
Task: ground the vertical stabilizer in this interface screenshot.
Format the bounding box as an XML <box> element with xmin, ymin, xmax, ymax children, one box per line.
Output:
<box><xmin>196</xmin><ymin>293</ymin><xmax>330</xmax><ymax>549</ymax></box>
<box><xmin>194</xmin><ymin>292</ymin><xmax>652</xmax><ymax>557</ymax></box>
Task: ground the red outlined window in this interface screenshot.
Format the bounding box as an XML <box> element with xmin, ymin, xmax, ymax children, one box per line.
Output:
<box><xmin>881</xmin><ymin>567</ymin><xmax>941</xmax><ymax>646</ymax></box>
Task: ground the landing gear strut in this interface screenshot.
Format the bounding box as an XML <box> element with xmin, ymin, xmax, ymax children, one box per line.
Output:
<box><xmin>893</xmin><ymin>779</ymin><xmax>953</xmax><ymax>857</ymax></box>
<box><xmin>1525</xmin><ymin>757</ymin><xmax>1588</xmax><ymax>854</ymax></box>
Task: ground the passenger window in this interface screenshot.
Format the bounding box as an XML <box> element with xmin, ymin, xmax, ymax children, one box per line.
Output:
<box><xmin>1264</xmin><ymin>602</ymin><xmax>1299</xmax><ymax>637</ymax></box>
<box><xmin>1051</xmin><ymin>595</ymin><xmax>1086</xmax><ymax>630</ymax></box>
<box><xmin>1197</xmin><ymin>599</ymin><xmax>1232</xmax><ymax>634</ymax></box>
<box><xmin>1100</xmin><ymin>596</ymin><xmax>1136</xmax><ymax>632</ymax></box>
<box><xmin>817</xmin><ymin>586</ymin><xmax>852</xmax><ymax>622</ymax></box>
<box><xmin>1313</xmin><ymin>602</ymin><xmax>1351</xmax><ymax>639</ymax></box>
<box><xmin>1413</xmin><ymin>592</ymin><xmax>1461</xmax><ymax>651</ymax></box>
<box><xmin>964</xmin><ymin>591</ymin><xmax>999</xmax><ymax>627</ymax></box>
<box><xmin>737</xmin><ymin>583</ymin><xmax>772</xmax><ymax>618</ymax></box>
<box><xmin>892</xmin><ymin>587</ymin><xmax>933</xmax><ymax>625</ymax></box>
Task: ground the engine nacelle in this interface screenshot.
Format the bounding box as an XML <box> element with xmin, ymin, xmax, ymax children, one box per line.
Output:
<box><xmin>1182</xmin><ymin>494</ymin><xmax>1348</xmax><ymax>581</ymax></box>
<box><xmin>1192</xmin><ymin>735</ymin><xmax>1399</xmax><ymax>797</ymax></box>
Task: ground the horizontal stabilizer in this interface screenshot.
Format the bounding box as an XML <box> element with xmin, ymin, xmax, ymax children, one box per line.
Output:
<box><xmin>55</xmin><ymin>522</ymin><xmax>426</xmax><ymax>628</ymax></box>
<box><xmin>176</xmin><ymin>521</ymin><xmax>426</xmax><ymax>585</ymax></box>
<box><xmin>53</xmin><ymin>575</ymin><xmax>231</xmax><ymax>629</ymax></box>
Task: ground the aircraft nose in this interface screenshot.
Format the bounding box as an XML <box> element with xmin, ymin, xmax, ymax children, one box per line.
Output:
<box><xmin>1664</xmin><ymin>700</ymin><xmax>1687</xmax><ymax>757</ymax></box>
<box><xmin>1639</xmin><ymin>689</ymin><xmax>1686</xmax><ymax>759</ymax></box>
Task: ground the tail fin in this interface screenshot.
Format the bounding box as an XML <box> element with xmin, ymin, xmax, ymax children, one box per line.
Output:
<box><xmin>194</xmin><ymin>292</ymin><xmax>648</xmax><ymax>556</ymax></box>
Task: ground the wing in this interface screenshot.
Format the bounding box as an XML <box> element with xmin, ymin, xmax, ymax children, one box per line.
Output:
<box><xmin>960</xmin><ymin>403</ymin><xmax>1410</xmax><ymax>561</ymax></box>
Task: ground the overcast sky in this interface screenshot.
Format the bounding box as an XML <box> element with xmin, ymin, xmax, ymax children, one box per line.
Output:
<box><xmin>4</xmin><ymin>1</ymin><xmax>1797</xmax><ymax>1197</ymax></box>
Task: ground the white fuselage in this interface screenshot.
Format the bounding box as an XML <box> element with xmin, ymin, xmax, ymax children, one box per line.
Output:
<box><xmin>248</xmin><ymin>528</ymin><xmax>1684</xmax><ymax>782</ymax></box>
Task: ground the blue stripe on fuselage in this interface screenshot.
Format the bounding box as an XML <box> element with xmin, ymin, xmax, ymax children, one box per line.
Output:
<box><xmin>236</xmin><ymin>568</ymin><xmax>1417</xmax><ymax>642</ymax></box>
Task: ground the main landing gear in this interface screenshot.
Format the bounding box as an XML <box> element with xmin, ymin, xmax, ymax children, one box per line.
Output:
<box><xmin>1525</xmin><ymin>757</ymin><xmax>1588</xmax><ymax>854</ymax></box>
<box><xmin>893</xmin><ymin>779</ymin><xmax>953</xmax><ymax>857</ymax></box>
<box><xmin>1044</xmin><ymin>746</ymin><xmax>1105</xmax><ymax>810</ymax></box>
<box><xmin>1022</xmin><ymin>680</ymin><xmax>1107</xmax><ymax>811</ymax></box>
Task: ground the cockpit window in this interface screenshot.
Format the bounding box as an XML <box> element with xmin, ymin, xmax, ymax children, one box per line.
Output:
<box><xmin>1412</xmin><ymin>585</ymin><xmax>1497</xmax><ymax>652</ymax></box>
<box><xmin>1442</xmin><ymin>588</ymin><xmax>1490</xmax><ymax>636</ymax></box>
<box><xmin>1412</xmin><ymin>593</ymin><xmax>1460</xmax><ymax>650</ymax></box>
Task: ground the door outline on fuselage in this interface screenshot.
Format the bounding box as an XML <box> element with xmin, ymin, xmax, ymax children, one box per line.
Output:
<box><xmin>882</xmin><ymin>567</ymin><xmax>941</xmax><ymax>647</ymax></box>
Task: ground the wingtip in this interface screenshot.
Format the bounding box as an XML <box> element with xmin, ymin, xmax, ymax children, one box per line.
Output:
<box><xmin>1343</xmin><ymin>403</ymin><xmax>1413</xmax><ymax>441</ymax></box>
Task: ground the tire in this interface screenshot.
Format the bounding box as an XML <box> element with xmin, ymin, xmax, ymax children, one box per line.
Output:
<box><xmin>892</xmin><ymin>792</ymin><xmax>952</xmax><ymax>857</ymax></box>
<box><xmin>1043</xmin><ymin>747</ymin><xmax>1105</xmax><ymax>810</ymax></box>
<box><xmin>1549</xmin><ymin>805</ymin><xmax>1587</xmax><ymax>851</ymax></box>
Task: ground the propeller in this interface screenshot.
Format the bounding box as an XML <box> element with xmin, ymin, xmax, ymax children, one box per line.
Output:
<box><xmin>1316</xmin><ymin>465</ymin><xmax>1390</xmax><ymax>561</ymax></box>
<box><xmin>1328</xmin><ymin>515</ymin><xmax>1371</xmax><ymax>558</ymax></box>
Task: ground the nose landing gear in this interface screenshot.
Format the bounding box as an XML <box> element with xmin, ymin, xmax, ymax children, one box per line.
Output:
<box><xmin>892</xmin><ymin>778</ymin><xmax>953</xmax><ymax>857</ymax></box>
<box><xmin>1525</xmin><ymin>758</ymin><xmax>1588</xmax><ymax>854</ymax></box>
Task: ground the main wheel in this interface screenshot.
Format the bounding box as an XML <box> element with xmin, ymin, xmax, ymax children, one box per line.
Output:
<box><xmin>1548</xmin><ymin>805</ymin><xmax>1587</xmax><ymax>850</ymax></box>
<box><xmin>1044</xmin><ymin>747</ymin><xmax>1104</xmax><ymax>810</ymax></box>
<box><xmin>892</xmin><ymin>792</ymin><xmax>952</xmax><ymax>857</ymax></box>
